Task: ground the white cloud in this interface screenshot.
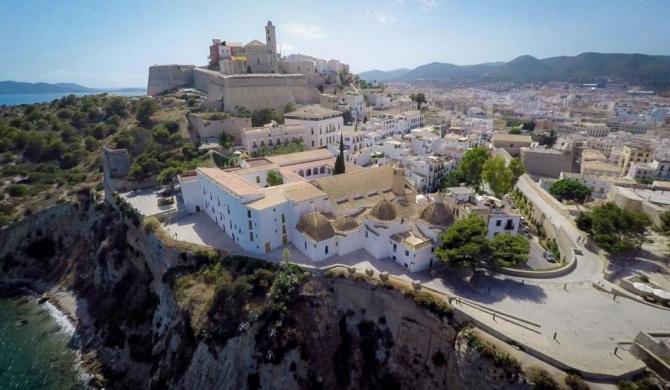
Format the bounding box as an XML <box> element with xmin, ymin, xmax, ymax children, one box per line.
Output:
<box><xmin>376</xmin><ymin>11</ymin><xmax>396</xmax><ymax>23</ymax></box>
<box><xmin>283</xmin><ymin>23</ymin><xmax>327</xmax><ymax>39</ymax></box>
<box><xmin>419</xmin><ymin>0</ymin><xmax>439</xmax><ymax>10</ymax></box>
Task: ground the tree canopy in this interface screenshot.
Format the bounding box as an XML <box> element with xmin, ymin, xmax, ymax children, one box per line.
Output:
<box><xmin>442</xmin><ymin>169</ymin><xmax>467</xmax><ymax>189</ymax></box>
<box><xmin>437</xmin><ymin>215</ymin><xmax>530</xmax><ymax>269</ymax></box>
<box><xmin>537</xmin><ymin>130</ymin><xmax>557</xmax><ymax>149</ymax></box>
<box><xmin>333</xmin><ymin>134</ymin><xmax>345</xmax><ymax>175</ymax></box>
<box><xmin>576</xmin><ymin>203</ymin><xmax>652</xmax><ymax>259</ymax></box>
<box><xmin>459</xmin><ymin>146</ymin><xmax>489</xmax><ymax>190</ymax></box>
<box><xmin>489</xmin><ymin>233</ymin><xmax>530</xmax><ymax>268</ymax></box>
<box><xmin>481</xmin><ymin>156</ymin><xmax>520</xmax><ymax>198</ymax></box>
<box><xmin>549</xmin><ymin>179</ymin><xmax>591</xmax><ymax>202</ymax></box>
<box><xmin>136</xmin><ymin>98</ymin><xmax>157</xmax><ymax>126</ymax></box>
<box><xmin>409</xmin><ymin>92</ymin><xmax>427</xmax><ymax>108</ymax></box>
<box><xmin>436</xmin><ymin>215</ymin><xmax>490</xmax><ymax>269</ymax></box>
<box><xmin>266</xmin><ymin>170</ymin><xmax>283</xmax><ymax>187</ymax></box>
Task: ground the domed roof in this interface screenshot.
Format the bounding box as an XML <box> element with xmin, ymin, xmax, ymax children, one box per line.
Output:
<box><xmin>419</xmin><ymin>202</ymin><xmax>454</xmax><ymax>227</ymax></box>
<box><xmin>369</xmin><ymin>199</ymin><xmax>397</xmax><ymax>222</ymax></box>
<box><xmin>297</xmin><ymin>212</ymin><xmax>335</xmax><ymax>242</ymax></box>
<box><xmin>332</xmin><ymin>215</ymin><xmax>359</xmax><ymax>232</ymax></box>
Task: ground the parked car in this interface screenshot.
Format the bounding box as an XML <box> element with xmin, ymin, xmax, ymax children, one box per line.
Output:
<box><xmin>543</xmin><ymin>251</ymin><xmax>556</xmax><ymax>263</ymax></box>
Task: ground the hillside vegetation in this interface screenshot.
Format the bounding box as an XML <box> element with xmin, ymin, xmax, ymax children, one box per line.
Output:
<box><xmin>0</xmin><ymin>94</ymin><xmax>205</xmax><ymax>226</ymax></box>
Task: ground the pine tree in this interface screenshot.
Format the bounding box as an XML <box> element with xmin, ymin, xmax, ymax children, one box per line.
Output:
<box><xmin>334</xmin><ymin>134</ymin><xmax>345</xmax><ymax>175</ymax></box>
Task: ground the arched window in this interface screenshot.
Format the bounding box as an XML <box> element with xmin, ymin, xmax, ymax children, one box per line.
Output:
<box><xmin>260</xmin><ymin>140</ymin><xmax>265</xmax><ymax>147</ymax></box>
<box><xmin>257</xmin><ymin>58</ymin><xmax>261</xmax><ymax>66</ymax></box>
<box><xmin>325</xmin><ymin>245</ymin><xmax>329</xmax><ymax>255</ymax></box>
<box><xmin>306</xmin><ymin>168</ymin><xmax>312</xmax><ymax>176</ymax></box>
<box><xmin>252</xmin><ymin>141</ymin><xmax>257</xmax><ymax>148</ymax></box>
<box><xmin>268</xmin><ymin>140</ymin><xmax>273</xmax><ymax>146</ymax></box>
<box><xmin>277</xmin><ymin>138</ymin><xmax>281</xmax><ymax>145</ymax></box>
<box><xmin>305</xmin><ymin>241</ymin><xmax>307</xmax><ymax>249</ymax></box>
<box><xmin>320</xmin><ymin>166</ymin><xmax>325</xmax><ymax>174</ymax></box>
<box><xmin>299</xmin><ymin>170</ymin><xmax>304</xmax><ymax>177</ymax></box>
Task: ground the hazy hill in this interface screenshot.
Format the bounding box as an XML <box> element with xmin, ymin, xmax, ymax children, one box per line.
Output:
<box><xmin>401</xmin><ymin>62</ymin><xmax>472</xmax><ymax>79</ymax></box>
<box><xmin>358</xmin><ymin>52</ymin><xmax>670</xmax><ymax>84</ymax></box>
<box><xmin>0</xmin><ymin>81</ymin><xmax>97</xmax><ymax>94</ymax></box>
<box><xmin>358</xmin><ymin>68</ymin><xmax>410</xmax><ymax>82</ymax></box>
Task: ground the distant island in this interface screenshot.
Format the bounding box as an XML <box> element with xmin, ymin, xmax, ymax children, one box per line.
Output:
<box><xmin>0</xmin><ymin>81</ymin><xmax>145</xmax><ymax>95</ymax></box>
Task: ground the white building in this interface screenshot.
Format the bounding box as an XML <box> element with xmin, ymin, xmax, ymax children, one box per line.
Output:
<box><xmin>284</xmin><ymin>105</ymin><xmax>343</xmax><ymax>150</ymax></box>
<box><xmin>560</xmin><ymin>172</ymin><xmax>637</xmax><ymax>199</ymax></box>
<box><xmin>178</xmin><ymin>159</ymin><xmax>457</xmax><ymax>273</ymax></box>
<box><xmin>240</xmin><ymin>121</ymin><xmax>307</xmax><ymax>154</ymax></box>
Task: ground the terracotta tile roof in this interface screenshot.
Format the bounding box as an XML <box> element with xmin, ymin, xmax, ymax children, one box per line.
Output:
<box><xmin>312</xmin><ymin>166</ymin><xmax>394</xmax><ymax>208</ymax></box>
<box><xmin>282</xmin><ymin>182</ymin><xmax>328</xmax><ymax>203</ymax></box>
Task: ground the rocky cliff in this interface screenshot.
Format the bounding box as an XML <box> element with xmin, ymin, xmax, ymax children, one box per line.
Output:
<box><xmin>0</xmin><ymin>192</ymin><xmax>531</xmax><ymax>389</ymax></box>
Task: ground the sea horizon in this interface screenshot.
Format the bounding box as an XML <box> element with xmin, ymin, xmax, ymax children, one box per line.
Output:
<box><xmin>0</xmin><ymin>90</ymin><xmax>147</xmax><ymax>107</ymax></box>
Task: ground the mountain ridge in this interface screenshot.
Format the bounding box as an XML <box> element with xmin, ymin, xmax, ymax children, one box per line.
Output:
<box><xmin>358</xmin><ymin>52</ymin><xmax>670</xmax><ymax>85</ymax></box>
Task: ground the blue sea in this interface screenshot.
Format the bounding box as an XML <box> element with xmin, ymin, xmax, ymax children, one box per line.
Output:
<box><xmin>0</xmin><ymin>90</ymin><xmax>145</xmax><ymax>107</ymax></box>
<box><xmin>0</xmin><ymin>296</ymin><xmax>88</xmax><ymax>389</ymax></box>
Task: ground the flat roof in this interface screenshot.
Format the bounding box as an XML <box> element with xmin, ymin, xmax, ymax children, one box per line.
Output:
<box><xmin>582</xmin><ymin>161</ymin><xmax>620</xmax><ymax>172</ymax></box>
<box><xmin>266</xmin><ymin>149</ymin><xmax>334</xmax><ymax>166</ymax></box>
<box><xmin>198</xmin><ymin>167</ymin><xmax>260</xmax><ymax>197</ymax></box>
<box><xmin>493</xmin><ymin>133</ymin><xmax>533</xmax><ymax>143</ymax></box>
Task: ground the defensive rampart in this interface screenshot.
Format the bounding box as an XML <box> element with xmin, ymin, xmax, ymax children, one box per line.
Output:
<box><xmin>147</xmin><ymin>64</ymin><xmax>196</xmax><ymax>96</ymax></box>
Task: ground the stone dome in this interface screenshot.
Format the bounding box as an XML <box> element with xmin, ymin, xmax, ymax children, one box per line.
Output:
<box><xmin>369</xmin><ymin>199</ymin><xmax>397</xmax><ymax>222</ymax></box>
<box><xmin>419</xmin><ymin>202</ymin><xmax>454</xmax><ymax>227</ymax></box>
<box><xmin>297</xmin><ymin>211</ymin><xmax>335</xmax><ymax>242</ymax></box>
<box><xmin>332</xmin><ymin>215</ymin><xmax>359</xmax><ymax>232</ymax></box>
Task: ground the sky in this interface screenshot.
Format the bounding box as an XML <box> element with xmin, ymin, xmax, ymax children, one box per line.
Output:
<box><xmin>1</xmin><ymin>0</ymin><xmax>669</xmax><ymax>88</ymax></box>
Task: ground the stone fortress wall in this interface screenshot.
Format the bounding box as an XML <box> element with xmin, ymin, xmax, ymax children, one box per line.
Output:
<box><xmin>187</xmin><ymin>113</ymin><xmax>251</xmax><ymax>143</ymax></box>
<box><xmin>148</xmin><ymin>65</ymin><xmax>315</xmax><ymax>115</ymax></box>
<box><xmin>147</xmin><ymin>65</ymin><xmax>196</xmax><ymax>96</ymax></box>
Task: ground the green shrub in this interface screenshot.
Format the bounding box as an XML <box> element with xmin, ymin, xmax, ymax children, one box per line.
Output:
<box><xmin>639</xmin><ymin>275</ymin><xmax>650</xmax><ymax>283</ymax></box>
<box><xmin>6</xmin><ymin>184</ymin><xmax>27</xmax><ymax>197</ymax></box>
<box><xmin>527</xmin><ymin>366</ymin><xmax>559</xmax><ymax>389</ymax></box>
<box><xmin>616</xmin><ymin>381</ymin><xmax>636</xmax><ymax>390</ymax></box>
<box><xmin>565</xmin><ymin>374</ymin><xmax>590</xmax><ymax>390</ymax></box>
<box><xmin>408</xmin><ymin>291</ymin><xmax>453</xmax><ymax>319</ymax></box>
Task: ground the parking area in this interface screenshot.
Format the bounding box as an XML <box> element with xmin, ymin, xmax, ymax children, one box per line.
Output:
<box><xmin>119</xmin><ymin>188</ymin><xmax>178</xmax><ymax>217</ymax></box>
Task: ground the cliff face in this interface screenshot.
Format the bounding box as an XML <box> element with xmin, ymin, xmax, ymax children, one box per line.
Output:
<box><xmin>0</xmin><ymin>193</ymin><xmax>529</xmax><ymax>389</ymax></box>
<box><xmin>175</xmin><ymin>278</ymin><xmax>463</xmax><ymax>390</ymax></box>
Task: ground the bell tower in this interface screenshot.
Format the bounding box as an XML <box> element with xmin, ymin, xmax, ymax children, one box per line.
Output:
<box><xmin>265</xmin><ymin>21</ymin><xmax>277</xmax><ymax>56</ymax></box>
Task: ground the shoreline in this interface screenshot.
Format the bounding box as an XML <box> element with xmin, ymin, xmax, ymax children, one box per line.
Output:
<box><xmin>1</xmin><ymin>283</ymin><xmax>96</xmax><ymax>387</ymax></box>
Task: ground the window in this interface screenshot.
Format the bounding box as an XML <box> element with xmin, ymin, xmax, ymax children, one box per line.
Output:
<box><xmin>304</xmin><ymin>241</ymin><xmax>307</xmax><ymax>249</ymax></box>
<box><xmin>249</xmin><ymin>232</ymin><xmax>254</xmax><ymax>241</ymax></box>
<box><xmin>393</xmin><ymin>243</ymin><xmax>397</xmax><ymax>252</ymax></box>
<box><xmin>405</xmin><ymin>250</ymin><xmax>409</xmax><ymax>257</ymax></box>
<box><xmin>325</xmin><ymin>245</ymin><xmax>329</xmax><ymax>255</ymax></box>
<box><xmin>282</xmin><ymin>225</ymin><xmax>286</xmax><ymax>234</ymax></box>
<box><xmin>496</xmin><ymin>220</ymin><xmax>502</xmax><ymax>227</ymax></box>
<box><xmin>256</xmin><ymin>176</ymin><xmax>260</xmax><ymax>183</ymax></box>
<box><xmin>248</xmin><ymin>220</ymin><xmax>252</xmax><ymax>229</ymax></box>
<box><xmin>365</xmin><ymin>231</ymin><xmax>368</xmax><ymax>238</ymax></box>
<box><xmin>247</xmin><ymin>210</ymin><xmax>251</xmax><ymax>218</ymax></box>
<box><xmin>281</xmin><ymin>214</ymin><xmax>286</xmax><ymax>223</ymax></box>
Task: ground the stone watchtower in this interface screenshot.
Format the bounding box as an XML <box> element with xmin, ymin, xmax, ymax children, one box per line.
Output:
<box><xmin>265</xmin><ymin>21</ymin><xmax>277</xmax><ymax>55</ymax></box>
